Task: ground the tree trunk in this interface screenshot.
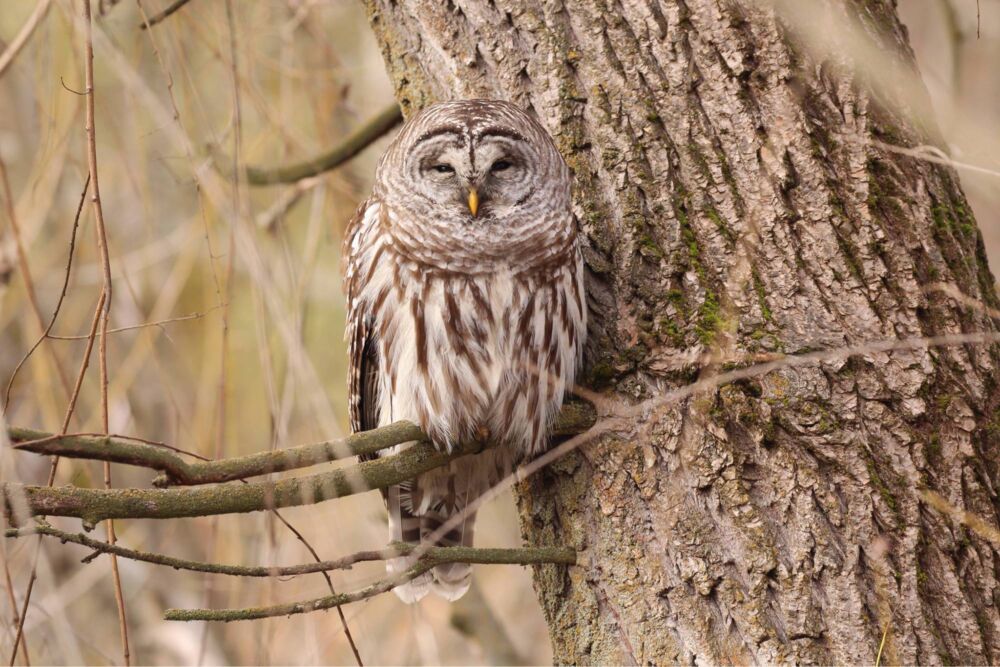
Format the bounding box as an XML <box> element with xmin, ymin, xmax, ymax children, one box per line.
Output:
<box><xmin>363</xmin><ymin>0</ymin><xmax>1000</xmax><ymax>663</ymax></box>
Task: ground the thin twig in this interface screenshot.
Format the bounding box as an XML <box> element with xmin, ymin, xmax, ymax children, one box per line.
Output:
<box><xmin>619</xmin><ymin>332</ymin><xmax>1000</xmax><ymax>421</ymax></box>
<box><xmin>9</xmin><ymin>291</ymin><xmax>105</xmax><ymax>667</ymax></box>
<box><xmin>137</xmin><ymin>0</ymin><xmax>196</xmax><ymax>29</ymax></box>
<box><xmin>0</xmin><ymin>0</ymin><xmax>53</xmax><ymax>79</ymax></box>
<box><xmin>80</xmin><ymin>1</ymin><xmax>129</xmax><ymax>663</ymax></box>
<box><xmin>162</xmin><ymin>545</ymin><xmax>575</xmax><ymax>622</ymax></box>
<box><xmin>1</xmin><ymin>537</ymin><xmax>29</xmax><ymax>665</ymax></box>
<box><xmin>57</xmin><ymin>293</ymin><xmax>107</xmax><ymax>442</ymax></box>
<box><xmin>7</xmin><ymin>540</ymin><xmax>42</xmax><ymax>667</ymax></box>
<box><xmin>4</xmin><ymin>175</ymin><xmax>89</xmax><ymax>412</ymax></box>
<box><xmin>46</xmin><ymin>306</ymin><xmax>222</xmax><ymax>340</ymax></box>
<box><xmin>255</xmin><ymin>176</ymin><xmax>321</xmax><ymax>232</ymax></box>
<box><xmin>3</xmin><ymin>523</ymin><xmax>573</xmax><ymax>579</ymax></box>
<box><xmin>872</xmin><ymin>140</ymin><xmax>1000</xmax><ymax>179</ymax></box>
<box><xmin>240</xmin><ymin>104</ymin><xmax>402</xmax><ymax>185</ymax></box>
<box><xmin>0</xmin><ymin>156</ymin><xmax>74</xmax><ymax>400</ymax></box>
<box><xmin>921</xmin><ymin>489</ymin><xmax>1000</xmax><ymax>545</ymax></box>
<box><xmin>925</xmin><ymin>282</ymin><xmax>1000</xmax><ymax>320</ymax></box>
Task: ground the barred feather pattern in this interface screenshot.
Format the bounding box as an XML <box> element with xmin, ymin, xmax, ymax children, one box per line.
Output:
<box><xmin>343</xmin><ymin>100</ymin><xmax>585</xmax><ymax>602</ymax></box>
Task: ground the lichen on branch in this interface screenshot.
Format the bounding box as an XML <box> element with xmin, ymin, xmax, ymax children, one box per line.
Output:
<box><xmin>162</xmin><ymin>545</ymin><xmax>575</xmax><ymax>622</ymax></box>
<box><xmin>3</xmin><ymin>402</ymin><xmax>597</xmax><ymax>527</ymax></box>
<box><xmin>5</xmin><ymin>522</ymin><xmax>575</xmax><ymax>580</ymax></box>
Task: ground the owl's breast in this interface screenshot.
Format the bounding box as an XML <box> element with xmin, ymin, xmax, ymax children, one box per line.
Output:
<box><xmin>355</xmin><ymin>224</ymin><xmax>584</xmax><ymax>456</ymax></box>
<box><xmin>376</xmin><ymin>265</ymin><xmax>514</xmax><ymax>446</ymax></box>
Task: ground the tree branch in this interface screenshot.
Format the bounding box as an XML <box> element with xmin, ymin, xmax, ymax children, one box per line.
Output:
<box><xmin>8</xmin><ymin>421</ymin><xmax>425</xmax><ymax>486</ymax></box>
<box><xmin>0</xmin><ymin>0</ymin><xmax>53</xmax><ymax>79</ymax></box>
<box><xmin>162</xmin><ymin>545</ymin><xmax>575</xmax><ymax>622</ymax></box>
<box><xmin>241</xmin><ymin>104</ymin><xmax>403</xmax><ymax>185</ymax></box>
<box><xmin>137</xmin><ymin>0</ymin><xmax>196</xmax><ymax>29</ymax></box>
<box><xmin>4</xmin><ymin>523</ymin><xmax>574</xmax><ymax>579</ymax></box>
<box><xmin>3</xmin><ymin>402</ymin><xmax>596</xmax><ymax>526</ymax></box>
<box><xmin>3</xmin><ymin>440</ymin><xmax>469</xmax><ymax>527</ymax></box>
<box><xmin>9</xmin><ymin>402</ymin><xmax>597</xmax><ymax>487</ymax></box>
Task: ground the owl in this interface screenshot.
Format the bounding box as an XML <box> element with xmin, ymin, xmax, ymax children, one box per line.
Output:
<box><xmin>343</xmin><ymin>99</ymin><xmax>586</xmax><ymax>602</ymax></box>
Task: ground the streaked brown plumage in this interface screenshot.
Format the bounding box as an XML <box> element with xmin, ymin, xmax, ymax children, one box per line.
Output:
<box><xmin>343</xmin><ymin>99</ymin><xmax>585</xmax><ymax>602</ymax></box>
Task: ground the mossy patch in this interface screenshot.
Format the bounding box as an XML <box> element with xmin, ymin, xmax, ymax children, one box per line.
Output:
<box><xmin>866</xmin><ymin>157</ymin><xmax>905</xmax><ymax>219</ymax></box>
<box><xmin>705</xmin><ymin>207</ymin><xmax>734</xmax><ymax>244</ymax></box>
<box><xmin>834</xmin><ymin>231</ymin><xmax>866</xmax><ymax>283</ymax></box>
<box><xmin>863</xmin><ymin>450</ymin><xmax>903</xmax><ymax>526</ymax></box>
<box><xmin>695</xmin><ymin>291</ymin><xmax>723</xmax><ymax>345</ymax></box>
<box><xmin>584</xmin><ymin>360</ymin><xmax>617</xmax><ymax>390</ymax></box>
<box><xmin>752</xmin><ymin>270</ymin><xmax>774</xmax><ymax>324</ymax></box>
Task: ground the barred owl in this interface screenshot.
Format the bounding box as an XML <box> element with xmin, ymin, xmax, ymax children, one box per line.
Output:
<box><xmin>343</xmin><ymin>99</ymin><xmax>585</xmax><ymax>602</ymax></box>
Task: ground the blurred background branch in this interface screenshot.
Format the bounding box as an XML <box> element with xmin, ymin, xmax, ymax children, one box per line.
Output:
<box><xmin>138</xmin><ymin>0</ymin><xmax>197</xmax><ymax>30</ymax></box>
<box><xmin>0</xmin><ymin>0</ymin><xmax>52</xmax><ymax>79</ymax></box>
<box><xmin>239</xmin><ymin>104</ymin><xmax>403</xmax><ymax>186</ymax></box>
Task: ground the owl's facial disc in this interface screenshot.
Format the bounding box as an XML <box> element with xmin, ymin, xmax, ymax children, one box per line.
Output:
<box><xmin>410</xmin><ymin>131</ymin><xmax>535</xmax><ymax>222</ymax></box>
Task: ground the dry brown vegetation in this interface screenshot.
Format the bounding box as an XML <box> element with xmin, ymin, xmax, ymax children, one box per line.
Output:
<box><xmin>1</xmin><ymin>0</ymin><xmax>999</xmax><ymax>664</ymax></box>
<box><xmin>0</xmin><ymin>2</ymin><xmax>552</xmax><ymax>663</ymax></box>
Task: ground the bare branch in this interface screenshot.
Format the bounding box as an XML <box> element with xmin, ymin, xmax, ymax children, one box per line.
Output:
<box><xmin>83</xmin><ymin>0</ymin><xmax>131</xmax><ymax>658</ymax></box>
<box><xmin>3</xmin><ymin>175</ymin><xmax>89</xmax><ymax>412</ymax></box>
<box><xmin>2</xmin><ymin>400</ymin><xmax>597</xmax><ymax>526</ymax></box>
<box><xmin>162</xmin><ymin>545</ymin><xmax>575</xmax><ymax>622</ymax></box>
<box><xmin>4</xmin><ymin>523</ymin><xmax>573</xmax><ymax>579</ymax></box>
<box><xmin>0</xmin><ymin>0</ymin><xmax>53</xmax><ymax>79</ymax></box>
<box><xmin>3</xmin><ymin>439</ymin><xmax>476</xmax><ymax>526</ymax></box>
<box><xmin>8</xmin><ymin>421</ymin><xmax>422</xmax><ymax>485</ymax></box>
<box><xmin>8</xmin><ymin>403</ymin><xmax>597</xmax><ymax>486</ymax></box>
<box><xmin>241</xmin><ymin>105</ymin><xmax>403</xmax><ymax>185</ymax></box>
<box><xmin>137</xmin><ymin>0</ymin><xmax>196</xmax><ymax>29</ymax></box>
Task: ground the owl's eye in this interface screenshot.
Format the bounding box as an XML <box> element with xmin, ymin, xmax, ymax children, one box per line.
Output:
<box><xmin>490</xmin><ymin>160</ymin><xmax>512</xmax><ymax>173</ymax></box>
<box><xmin>432</xmin><ymin>164</ymin><xmax>455</xmax><ymax>174</ymax></box>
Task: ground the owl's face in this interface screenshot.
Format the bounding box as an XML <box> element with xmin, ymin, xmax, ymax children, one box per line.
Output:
<box><xmin>374</xmin><ymin>100</ymin><xmax>573</xmax><ymax>271</ymax></box>
<box><xmin>403</xmin><ymin>123</ymin><xmax>538</xmax><ymax>222</ymax></box>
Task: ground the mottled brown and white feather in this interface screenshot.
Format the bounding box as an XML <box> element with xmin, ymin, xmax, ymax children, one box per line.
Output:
<box><xmin>344</xmin><ymin>100</ymin><xmax>585</xmax><ymax>602</ymax></box>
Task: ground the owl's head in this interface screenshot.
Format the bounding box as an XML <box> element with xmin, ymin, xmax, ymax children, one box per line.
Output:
<box><xmin>374</xmin><ymin>100</ymin><xmax>573</xmax><ymax>269</ymax></box>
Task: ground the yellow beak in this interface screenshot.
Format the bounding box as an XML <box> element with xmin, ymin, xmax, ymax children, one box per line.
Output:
<box><xmin>468</xmin><ymin>188</ymin><xmax>479</xmax><ymax>217</ymax></box>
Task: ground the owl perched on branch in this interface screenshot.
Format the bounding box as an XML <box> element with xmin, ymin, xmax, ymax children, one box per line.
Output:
<box><xmin>343</xmin><ymin>100</ymin><xmax>586</xmax><ymax>602</ymax></box>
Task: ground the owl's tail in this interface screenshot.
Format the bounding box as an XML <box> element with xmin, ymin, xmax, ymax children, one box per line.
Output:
<box><xmin>422</xmin><ymin>499</ymin><xmax>477</xmax><ymax>601</ymax></box>
<box><xmin>385</xmin><ymin>483</ymin><xmax>432</xmax><ymax>603</ymax></box>
<box><xmin>385</xmin><ymin>475</ymin><xmax>478</xmax><ymax>603</ymax></box>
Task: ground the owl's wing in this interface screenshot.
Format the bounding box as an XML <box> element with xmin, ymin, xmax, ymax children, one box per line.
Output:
<box><xmin>352</xmin><ymin>318</ymin><xmax>381</xmax><ymax>436</ymax></box>
<box><xmin>344</xmin><ymin>198</ymin><xmax>381</xmax><ymax>439</ymax></box>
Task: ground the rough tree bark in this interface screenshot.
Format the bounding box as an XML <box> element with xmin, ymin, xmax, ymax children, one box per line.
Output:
<box><xmin>362</xmin><ymin>0</ymin><xmax>1000</xmax><ymax>663</ymax></box>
